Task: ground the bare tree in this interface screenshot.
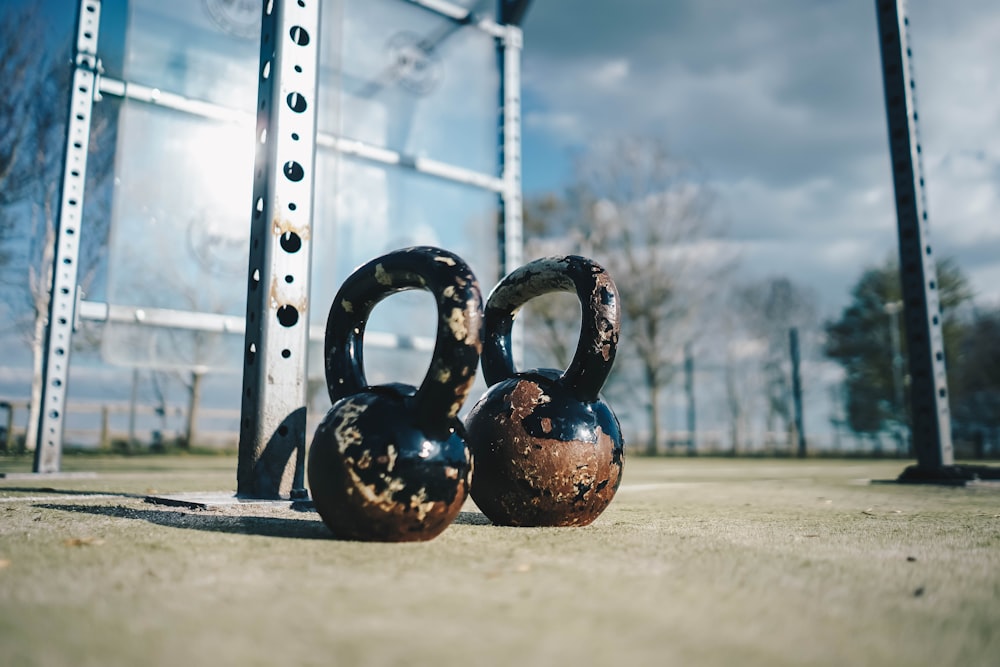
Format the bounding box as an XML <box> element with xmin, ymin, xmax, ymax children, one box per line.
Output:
<box><xmin>521</xmin><ymin>194</ymin><xmax>580</xmax><ymax>371</ymax></box>
<box><xmin>0</xmin><ymin>5</ymin><xmax>117</xmax><ymax>450</ymax></box>
<box><xmin>523</xmin><ymin>138</ymin><xmax>732</xmax><ymax>454</ymax></box>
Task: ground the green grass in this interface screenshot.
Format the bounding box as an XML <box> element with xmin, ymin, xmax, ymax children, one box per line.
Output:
<box><xmin>1</xmin><ymin>456</ymin><xmax>998</xmax><ymax>666</ymax></box>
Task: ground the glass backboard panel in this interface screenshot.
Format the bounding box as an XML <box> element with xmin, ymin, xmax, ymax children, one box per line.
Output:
<box><xmin>103</xmin><ymin>0</ymin><xmax>500</xmax><ymax>372</ymax></box>
<box><xmin>123</xmin><ymin>0</ymin><xmax>260</xmax><ymax>110</ymax></box>
<box><xmin>308</xmin><ymin>151</ymin><xmax>499</xmax><ymax>387</ymax></box>
<box><xmin>101</xmin><ymin>102</ymin><xmax>254</xmax><ymax>370</ymax></box>
<box><xmin>322</xmin><ymin>0</ymin><xmax>498</xmax><ymax>174</ymax></box>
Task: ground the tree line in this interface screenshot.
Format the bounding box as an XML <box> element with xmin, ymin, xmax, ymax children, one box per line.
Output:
<box><xmin>521</xmin><ymin>138</ymin><xmax>998</xmax><ymax>458</ymax></box>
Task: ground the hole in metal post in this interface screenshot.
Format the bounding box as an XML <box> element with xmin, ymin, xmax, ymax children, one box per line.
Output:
<box><xmin>280</xmin><ymin>232</ymin><xmax>302</xmax><ymax>253</ymax></box>
<box><xmin>286</xmin><ymin>92</ymin><xmax>307</xmax><ymax>113</ymax></box>
<box><xmin>283</xmin><ymin>161</ymin><xmax>304</xmax><ymax>182</ymax></box>
<box><xmin>276</xmin><ymin>305</ymin><xmax>299</xmax><ymax>327</ymax></box>
<box><xmin>290</xmin><ymin>26</ymin><xmax>310</xmax><ymax>46</ymax></box>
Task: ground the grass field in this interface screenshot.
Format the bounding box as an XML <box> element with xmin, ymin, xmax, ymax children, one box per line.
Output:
<box><xmin>1</xmin><ymin>454</ymin><xmax>998</xmax><ymax>666</ymax></box>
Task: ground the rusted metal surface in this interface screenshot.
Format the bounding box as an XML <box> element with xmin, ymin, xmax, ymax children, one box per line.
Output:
<box><xmin>466</xmin><ymin>255</ymin><xmax>624</xmax><ymax>527</ymax></box>
<box><xmin>308</xmin><ymin>247</ymin><xmax>483</xmax><ymax>541</ymax></box>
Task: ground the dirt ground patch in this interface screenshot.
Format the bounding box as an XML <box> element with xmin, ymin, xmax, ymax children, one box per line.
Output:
<box><xmin>1</xmin><ymin>456</ymin><xmax>998</xmax><ymax>666</ymax></box>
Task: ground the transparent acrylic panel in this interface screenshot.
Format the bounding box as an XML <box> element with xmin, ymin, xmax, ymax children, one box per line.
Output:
<box><xmin>102</xmin><ymin>101</ymin><xmax>254</xmax><ymax>370</ymax></box>
<box><xmin>308</xmin><ymin>149</ymin><xmax>499</xmax><ymax>388</ymax></box>
<box><xmin>102</xmin><ymin>0</ymin><xmax>500</xmax><ymax>374</ymax></box>
<box><xmin>318</xmin><ymin>0</ymin><xmax>498</xmax><ymax>175</ymax></box>
<box><xmin>123</xmin><ymin>0</ymin><xmax>260</xmax><ymax>111</ymax></box>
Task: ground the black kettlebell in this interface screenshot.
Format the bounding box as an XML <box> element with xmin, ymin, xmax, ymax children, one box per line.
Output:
<box><xmin>308</xmin><ymin>246</ymin><xmax>483</xmax><ymax>541</ymax></box>
<box><xmin>465</xmin><ymin>255</ymin><xmax>624</xmax><ymax>527</ymax></box>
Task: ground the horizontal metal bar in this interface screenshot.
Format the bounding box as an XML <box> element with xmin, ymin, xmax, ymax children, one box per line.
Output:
<box><xmin>96</xmin><ymin>76</ymin><xmax>501</xmax><ymax>192</ymax></box>
<box><xmin>96</xmin><ymin>77</ymin><xmax>247</xmax><ymax>123</ymax></box>
<box><xmin>78</xmin><ymin>301</ymin><xmax>434</xmax><ymax>351</ymax></box>
<box><xmin>317</xmin><ymin>134</ymin><xmax>504</xmax><ymax>192</ymax></box>
<box><xmin>404</xmin><ymin>0</ymin><xmax>505</xmax><ymax>36</ymax></box>
<box><xmin>78</xmin><ymin>300</ymin><xmax>246</xmax><ymax>333</ymax></box>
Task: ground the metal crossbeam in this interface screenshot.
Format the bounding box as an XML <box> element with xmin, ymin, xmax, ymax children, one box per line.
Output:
<box><xmin>404</xmin><ymin>0</ymin><xmax>505</xmax><ymax>36</ymax></box>
<box><xmin>96</xmin><ymin>75</ymin><xmax>503</xmax><ymax>192</ymax></box>
<box><xmin>77</xmin><ymin>300</ymin><xmax>434</xmax><ymax>351</ymax></box>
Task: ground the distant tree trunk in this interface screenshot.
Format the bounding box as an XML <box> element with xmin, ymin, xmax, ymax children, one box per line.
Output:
<box><xmin>725</xmin><ymin>356</ymin><xmax>741</xmax><ymax>455</ymax></box>
<box><xmin>184</xmin><ymin>369</ymin><xmax>204</xmax><ymax>449</ymax></box>
<box><xmin>24</xmin><ymin>309</ymin><xmax>46</xmax><ymax>453</ymax></box>
<box><xmin>24</xmin><ymin>205</ymin><xmax>54</xmax><ymax>453</ymax></box>
<box><xmin>645</xmin><ymin>369</ymin><xmax>660</xmax><ymax>456</ymax></box>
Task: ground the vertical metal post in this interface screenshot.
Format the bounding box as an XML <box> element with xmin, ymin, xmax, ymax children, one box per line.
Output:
<box><xmin>33</xmin><ymin>0</ymin><xmax>102</xmax><ymax>473</ymax></box>
<box><xmin>874</xmin><ymin>0</ymin><xmax>953</xmax><ymax>473</ymax></box>
<box><xmin>684</xmin><ymin>342</ymin><xmax>696</xmax><ymax>455</ymax></box>
<box><xmin>497</xmin><ymin>24</ymin><xmax>523</xmax><ymax>280</ymax></box>
<box><xmin>496</xmin><ymin>22</ymin><xmax>524</xmax><ymax>368</ymax></box>
<box><xmin>237</xmin><ymin>0</ymin><xmax>321</xmax><ymax>499</ymax></box>
<box><xmin>789</xmin><ymin>327</ymin><xmax>806</xmax><ymax>458</ymax></box>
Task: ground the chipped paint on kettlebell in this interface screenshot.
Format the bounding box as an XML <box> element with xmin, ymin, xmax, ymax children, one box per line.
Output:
<box><xmin>308</xmin><ymin>247</ymin><xmax>482</xmax><ymax>542</ymax></box>
<box><xmin>466</xmin><ymin>256</ymin><xmax>625</xmax><ymax>527</ymax></box>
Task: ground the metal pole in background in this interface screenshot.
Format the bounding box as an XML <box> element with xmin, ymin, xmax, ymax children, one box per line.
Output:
<box><xmin>496</xmin><ymin>15</ymin><xmax>525</xmax><ymax>367</ymax></box>
<box><xmin>789</xmin><ymin>327</ymin><xmax>806</xmax><ymax>458</ymax></box>
<box><xmin>33</xmin><ymin>0</ymin><xmax>102</xmax><ymax>472</ymax></box>
<box><xmin>684</xmin><ymin>342</ymin><xmax>696</xmax><ymax>456</ymax></box>
<box><xmin>874</xmin><ymin>0</ymin><xmax>955</xmax><ymax>478</ymax></box>
<box><xmin>237</xmin><ymin>0</ymin><xmax>321</xmax><ymax>499</ymax></box>
<box><xmin>497</xmin><ymin>23</ymin><xmax>523</xmax><ymax>280</ymax></box>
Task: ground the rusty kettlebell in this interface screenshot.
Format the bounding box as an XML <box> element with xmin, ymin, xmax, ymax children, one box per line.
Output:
<box><xmin>308</xmin><ymin>246</ymin><xmax>483</xmax><ymax>542</ymax></box>
<box><xmin>465</xmin><ymin>255</ymin><xmax>624</xmax><ymax>527</ymax></box>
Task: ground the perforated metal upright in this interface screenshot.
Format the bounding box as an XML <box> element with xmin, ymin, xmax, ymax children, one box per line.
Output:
<box><xmin>497</xmin><ymin>14</ymin><xmax>524</xmax><ymax>279</ymax></box>
<box><xmin>874</xmin><ymin>1</ymin><xmax>953</xmax><ymax>473</ymax></box>
<box><xmin>32</xmin><ymin>0</ymin><xmax>102</xmax><ymax>473</ymax></box>
<box><xmin>237</xmin><ymin>0</ymin><xmax>321</xmax><ymax>499</ymax></box>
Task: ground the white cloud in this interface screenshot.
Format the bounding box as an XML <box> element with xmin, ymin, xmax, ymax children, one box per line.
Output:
<box><xmin>589</xmin><ymin>58</ymin><xmax>630</xmax><ymax>88</ymax></box>
<box><xmin>521</xmin><ymin>0</ymin><xmax>1000</xmax><ymax>311</ymax></box>
<box><xmin>524</xmin><ymin>110</ymin><xmax>584</xmax><ymax>141</ymax></box>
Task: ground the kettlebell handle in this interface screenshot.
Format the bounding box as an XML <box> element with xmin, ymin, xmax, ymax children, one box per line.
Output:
<box><xmin>324</xmin><ymin>246</ymin><xmax>483</xmax><ymax>437</ymax></box>
<box><xmin>481</xmin><ymin>255</ymin><xmax>620</xmax><ymax>403</ymax></box>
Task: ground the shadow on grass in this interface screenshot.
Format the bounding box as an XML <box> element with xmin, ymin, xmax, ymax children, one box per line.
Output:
<box><xmin>2</xmin><ymin>487</ymin><xmax>146</xmax><ymax>498</ymax></box>
<box><xmin>39</xmin><ymin>503</ymin><xmax>332</xmax><ymax>539</ymax></box>
<box><xmin>37</xmin><ymin>503</ymin><xmax>493</xmax><ymax>540</ymax></box>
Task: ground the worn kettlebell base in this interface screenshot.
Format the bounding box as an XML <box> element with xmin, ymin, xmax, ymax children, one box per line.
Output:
<box><xmin>466</xmin><ymin>376</ymin><xmax>624</xmax><ymax>527</ymax></box>
<box><xmin>308</xmin><ymin>391</ymin><xmax>472</xmax><ymax>542</ymax></box>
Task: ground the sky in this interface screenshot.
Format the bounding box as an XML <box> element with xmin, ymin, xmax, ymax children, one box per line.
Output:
<box><xmin>517</xmin><ymin>0</ymin><xmax>1000</xmax><ymax>316</ymax></box>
